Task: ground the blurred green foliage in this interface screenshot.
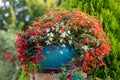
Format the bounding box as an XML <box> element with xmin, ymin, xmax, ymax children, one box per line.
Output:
<box><xmin>0</xmin><ymin>30</ymin><xmax>17</xmax><ymax>80</ymax></box>
<box><xmin>60</xmin><ymin>0</ymin><xmax>120</xmax><ymax>79</ymax></box>
<box><xmin>0</xmin><ymin>0</ymin><xmax>58</xmax><ymax>31</ymax></box>
<box><xmin>18</xmin><ymin>67</ymin><xmax>29</xmax><ymax>80</ymax></box>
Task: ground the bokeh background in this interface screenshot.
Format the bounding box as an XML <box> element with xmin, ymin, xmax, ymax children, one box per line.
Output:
<box><xmin>0</xmin><ymin>0</ymin><xmax>120</xmax><ymax>80</ymax></box>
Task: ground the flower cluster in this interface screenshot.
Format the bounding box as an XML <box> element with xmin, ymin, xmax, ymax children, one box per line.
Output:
<box><xmin>5</xmin><ymin>51</ymin><xmax>14</xmax><ymax>62</ymax></box>
<box><xmin>15</xmin><ymin>9</ymin><xmax>111</xmax><ymax>75</ymax></box>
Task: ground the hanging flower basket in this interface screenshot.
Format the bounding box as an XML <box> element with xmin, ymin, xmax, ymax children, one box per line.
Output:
<box><xmin>15</xmin><ymin>8</ymin><xmax>111</xmax><ymax>79</ymax></box>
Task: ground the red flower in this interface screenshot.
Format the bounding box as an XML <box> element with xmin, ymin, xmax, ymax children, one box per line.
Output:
<box><xmin>83</xmin><ymin>61</ymin><xmax>88</xmax><ymax>66</ymax></box>
<box><xmin>79</xmin><ymin>18</ymin><xmax>86</xmax><ymax>25</ymax></box>
<box><xmin>44</xmin><ymin>19</ymin><xmax>48</xmax><ymax>23</ymax></box>
<box><xmin>56</xmin><ymin>13</ymin><xmax>62</xmax><ymax>19</ymax></box>
<box><xmin>88</xmin><ymin>55</ymin><xmax>93</xmax><ymax>61</ymax></box>
<box><xmin>100</xmin><ymin>43</ymin><xmax>111</xmax><ymax>54</ymax></box>
<box><xmin>46</xmin><ymin>9</ymin><xmax>51</xmax><ymax>17</ymax></box>
<box><xmin>84</xmin><ymin>52</ymin><xmax>93</xmax><ymax>61</ymax></box>
<box><xmin>5</xmin><ymin>51</ymin><xmax>14</xmax><ymax>62</ymax></box>
<box><xmin>88</xmin><ymin>26</ymin><xmax>93</xmax><ymax>29</ymax></box>
<box><xmin>88</xmin><ymin>50</ymin><xmax>94</xmax><ymax>54</ymax></box>
<box><xmin>66</xmin><ymin>21</ymin><xmax>70</xmax><ymax>26</ymax></box>
<box><xmin>84</xmin><ymin>38</ymin><xmax>89</xmax><ymax>43</ymax></box>
<box><xmin>32</xmin><ymin>58</ymin><xmax>40</xmax><ymax>64</ymax></box>
<box><xmin>99</xmin><ymin>61</ymin><xmax>105</xmax><ymax>66</ymax></box>
<box><xmin>16</xmin><ymin>37</ymin><xmax>27</xmax><ymax>49</ymax></box>
<box><xmin>78</xmin><ymin>66</ymin><xmax>83</xmax><ymax>70</ymax></box>
<box><xmin>49</xmin><ymin>22</ymin><xmax>54</xmax><ymax>27</ymax></box>
<box><xmin>91</xmin><ymin>63</ymin><xmax>96</xmax><ymax>68</ymax></box>
<box><xmin>67</xmin><ymin>72</ymin><xmax>72</xmax><ymax>79</ymax></box>
<box><xmin>74</xmin><ymin>25</ymin><xmax>78</xmax><ymax>30</ymax></box>
<box><xmin>93</xmin><ymin>25</ymin><xmax>102</xmax><ymax>35</ymax></box>
<box><xmin>40</xmin><ymin>55</ymin><xmax>46</xmax><ymax>60</ymax></box>
<box><xmin>36</xmin><ymin>17</ymin><xmax>41</xmax><ymax>22</ymax></box>
<box><xmin>36</xmin><ymin>50</ymin><xmax>41</xmax><ymax>55</ymax></box>
<box><xmin>87</xmin><ymin>69</ymin><xmax>91</xmax><ymax>74</ymax></box>
<box><xmin>84</xmin><ymin>52</ymin><xmax>89</xmax><ymax>60</ymax></box>
<box><xmin>89</xmin><ymin>21</ymin><xmax>94</xmax><ymax>27</ymax></box>
<box><xmin>24</xmin><ymin>66</ymin><xmax>29</xmax><ymax>76</ymax></box>
<box><xmin>24</xmin><ymin>66</ymin><xmax>29</xmax><ymax>72</ymax></box>
<box><xmin>17</xmin><ymin>54</ymin><xmax>28</xmax><ymax>61</ymax></box>
<box><xmin>60</xmin><ymin>28</ymin><xmax>65</xmax><ymax>33</ymax></box>
<box><xmin>32</xmin><ymin>68</ymin><xmax>35</xmax><ymax>76</ymax></box>
<box><xmin>26</xmin><ymin>29</ymin><xmax>33</xmax><ymax>36</ymax></box>
<box><xmin>95</xmin><ymin>48</ymin><xmax>101</xmax><ymax>56</ymax></box>
<box><xmin>73</xmin><ymin>10</ymin><xmax>82</xmax><ymax>18</ymax></box>
<box><xmin>36</xmin><ymin>43</ymin><xmax>40</xmax><ymax>47</ymax></box>
<box><xmin>35</xmin><ymin>54</ymin><xmax>39</xmax><ymax>59</ymax></box>
<box><xmin>35</xmin><ymin>22</ymin><xmax>40</xmax><ymax>27</ymax></box>
<box><xmin>83</xmin><ymin>65</ymin><xmax>89</xmax><ymax>71</ymax></box>
<box><xmin>41</xmin><ymin>28</ymin><xmax>46</xmax><ymax>33</ymax></box>
<box><xmin>17</xmin><ymin>48</ymin><xmax>23</xmax><ymax>53</ymax></box>
<box><xmin>72</xmin><ymin>19</ymin><xmax>77</xmax><ymax>24</ymax></box>
<box><xmin>17</xmin><ymin>31</ymin><xmax>22</xmax><ymax>37</ymax></box>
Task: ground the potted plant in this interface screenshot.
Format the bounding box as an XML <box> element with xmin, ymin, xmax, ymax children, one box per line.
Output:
<box><xmin>15</xmin><ymin>9</ymin><xmax>111</xmax><ymax>78</ymax></box>
<box><xmin>57</xmin><ymin>58</ymin><xmax>87</xmax><ymax>80</ymax></box>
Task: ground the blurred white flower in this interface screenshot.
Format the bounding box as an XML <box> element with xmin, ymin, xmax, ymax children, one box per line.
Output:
<box><xmin>52</xmin><ymin>27</ymin><xmax>55</xmax><ymax>30</ymax></box>
<box><xmin>49</xmin><ymin>37</ymin><xmax>53</xmax><ymax>41</ymax></box>
<box><xmin>56</xmin><ymin>23</ymin><xmax>59</xmax><ymax>27</ymax></box>
<box><xmin>69</xmin><ymin>40</ymin><xmax>72</xmax><ymax>45</ymax></box>
<box><xmin>62</xmin><ymin>44</ymin><xmax>66</xmax><ymax>47</ymax></box>
<box><xmin>60</xmin><ymin>50</ymin><xmax>63</xmax><ymax>54</ymax></box>
<box><xmin>60</xmin><ymin>32</ymin><xmax>68</xmax><ymax>38</ymax></box>
<box><xmin>50</xmin><ymin>32</ymin><xmax>54</xmax><ymax>37</ymax></box>
<box><xmin>46</xmin><ymin>28</ymin><xmax>50</xmax><ymax>33</ymax></box>
<box><xmin>47</xmin><ymin>32</ymin><xmax>54</xmax><ymax>37</ymax></box>
<box><xmin>45</xmin><ymin>40</ymin><xmax>51</xmax><ymax>45</ymax></box>
<box><xmin>82</xmin><ymin>45</ymin><xmax>88</xmax><ymax>51</ymax></box>
<box><xmin>56</xmin><ymin>27</ymin><xmax>59</xmax><ymax>32</ymax></box>
<box><xmin>68</xmin><ymin>30</ymin><xmax>71</xmax><ymax>34</ymax></box>
<box><xmin>47</xmin><ymin>33</ymin><xmax>50</xmax><ymax>36</ymax></box>
<box><xmin>60</xmin><ymin>39</ymin><xmax>63</xmax><ymax>43</ymax></box>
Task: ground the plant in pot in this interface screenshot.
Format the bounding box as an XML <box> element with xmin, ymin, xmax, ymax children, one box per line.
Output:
<box><xmin>57</xmin><ymin>58</ymin><xmax>87</xmax><ymax>80</ymax></box>
<box><xmin>15</xmin><ymin>9</ymin><xmax>111</xmax><ymax>79</ymax></box>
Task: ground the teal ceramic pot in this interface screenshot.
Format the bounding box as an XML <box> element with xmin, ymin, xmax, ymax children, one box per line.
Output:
<box><xmin>39</xmin><ymin>45</ymin><xmax>76</xmax><ymax>72</ymax></box>
<box><xmin>73</xmin><ymin>76</ymin><xmax>81</xmax><ymax>80</ymax></box>
<box><xmin>73</xmin><ymin>75</ymin><xmax>86</xmax><ymax>80</ymax></box>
